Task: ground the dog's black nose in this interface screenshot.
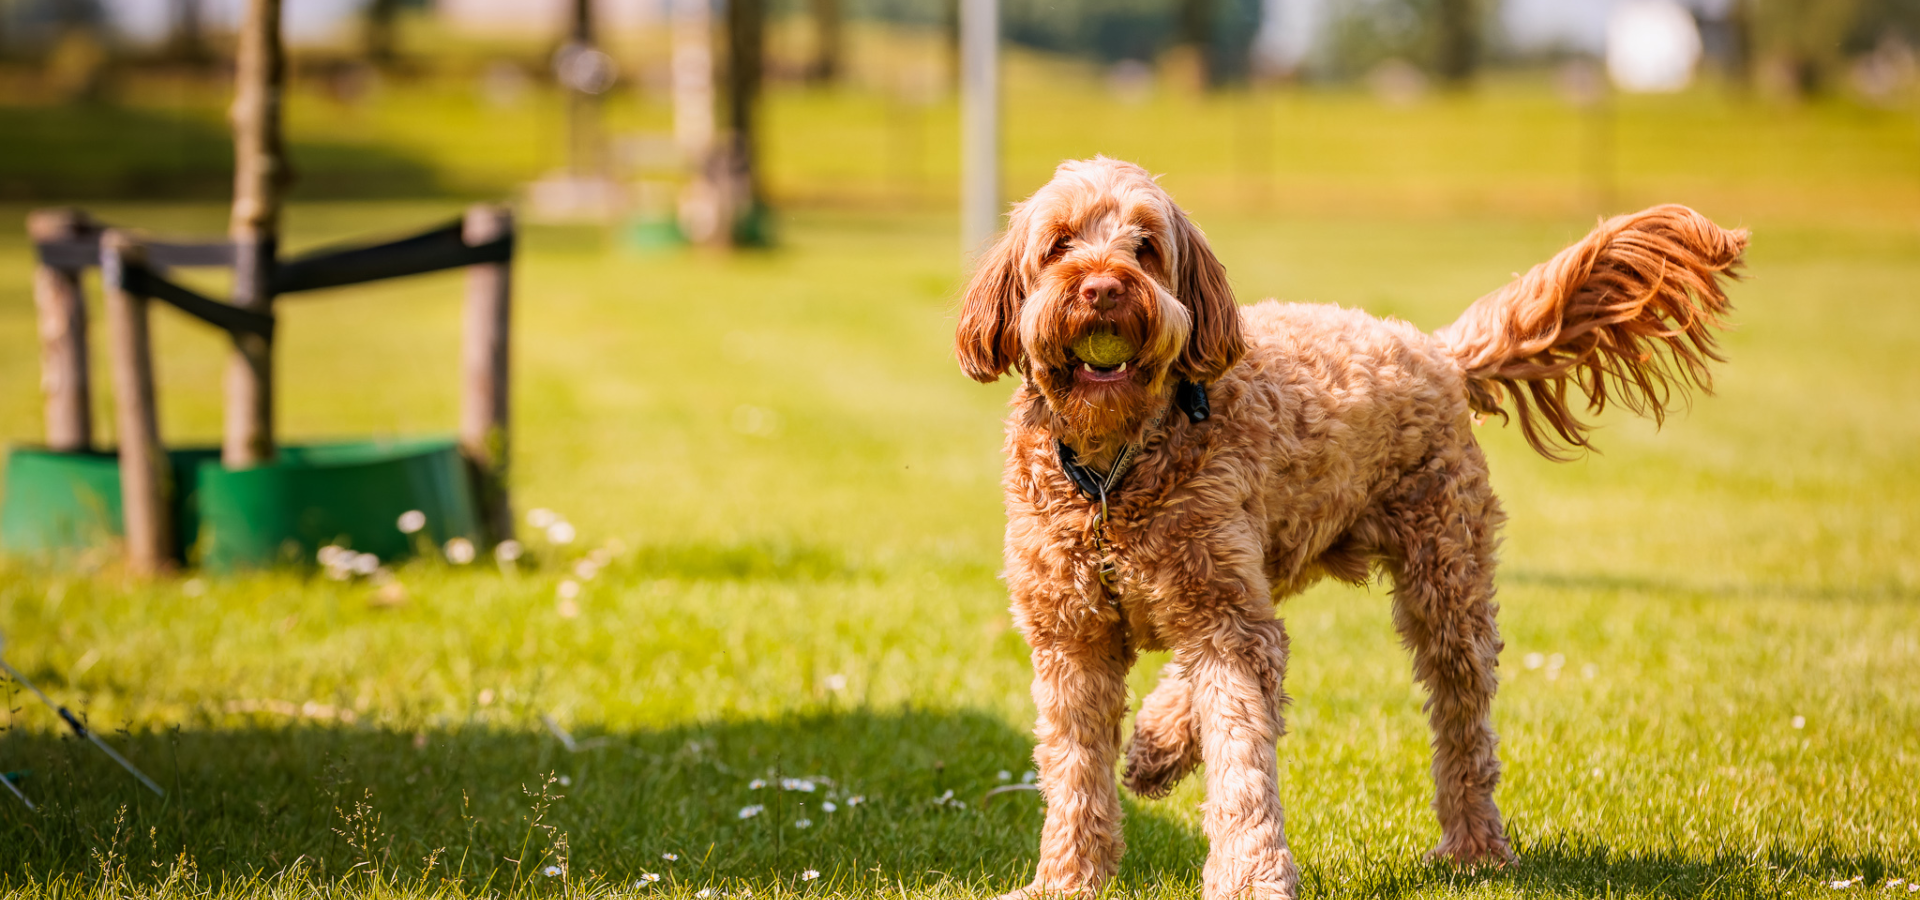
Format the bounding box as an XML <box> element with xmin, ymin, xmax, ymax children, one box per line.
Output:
<box><xmin>1081</xmin><ymin>276</ymin><xmax>1122</xmax><ymax>311</ymax></box>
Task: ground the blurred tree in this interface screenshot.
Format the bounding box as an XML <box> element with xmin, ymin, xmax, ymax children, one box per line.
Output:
<box><xmin>1432</xmin><ymin>0</ymin><xmax>1477</xmax><ymax>85</ymax></box>
<box><xmin>363</xmin><ymin>0</ymin><xmax>401</xmax><ymax>69</ymax></box>
<box><xmin>1747</xmin><ymin>0</ymin><xmax>1863</xmax><ymax>94</ymax></box>
<box><xmin>684</xmin><ymin>0</ymin><xmax>771</xmax><ymax>247</ymax></box>
<box><xmin>1697</xmin><ymin>0</ymin><xmax>1753</xmax><ymax>84</ymax></box>
<box><xmin>1846</xmin><ymin>0</ymin><xmax>1920</xmax><ymax>50</ymax></box>
<box><xmin>166</xmin><ymin>0</ymin><xmax>212</xmax><ymax>67</ymax></box>
<box><xmin>38</xmin><ymin>0</ymin><xmax>110</xmax><ymax>100</ymax></box>
<box><xmin>807</xmin><ymin>0</ymin><xmax>843</xmax><ymax>83</ymax></box>
<box><xmin>996</xmin><ymin>0</ymin><xmax>1259</xmax><ymax>84</ymax></box>
<box><xmin>1324</xmin><ymin>0</ymin><xmax>1487</xmax><ymax>85</ymax></box>
<box><xmin>1179</xmin><ymin>0</ymin><xmax>1216</xmax><ymax>86</ymax></box>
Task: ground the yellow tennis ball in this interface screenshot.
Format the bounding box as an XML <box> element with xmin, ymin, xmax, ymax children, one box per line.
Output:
<box><xmin>1072</xmin><ymin>331</ymin><xmax>1137</xmax><ymax>367</ymax></box>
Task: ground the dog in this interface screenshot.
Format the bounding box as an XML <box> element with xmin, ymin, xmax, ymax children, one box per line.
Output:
<box><xmin>954</xmin><ymin>157</ymin><xmax>1745</xmax><ymax>900</ymax></box>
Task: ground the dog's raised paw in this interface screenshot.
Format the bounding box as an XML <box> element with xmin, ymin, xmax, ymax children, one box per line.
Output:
<box><xmin>1121</xmin><ymin>728</ymin><xmax>1200</xmax><ymax>799</ymax></box>
<box><xmin>1121</xmin><ymin>745</ymin><xmax>1193</xmax><ymax>799</ymax></box>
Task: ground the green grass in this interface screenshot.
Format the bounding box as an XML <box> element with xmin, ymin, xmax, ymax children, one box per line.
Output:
<box><xmin>1</xmin><ymin>61</ymin><xmax>1918</xmax><ymax>898</ymax></box>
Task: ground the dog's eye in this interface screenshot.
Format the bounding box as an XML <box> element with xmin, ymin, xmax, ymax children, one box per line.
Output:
<box><xmin>1051</xmin><ymin>237</ymin><xmax>1073</xmax><ymax>257</ymax></box>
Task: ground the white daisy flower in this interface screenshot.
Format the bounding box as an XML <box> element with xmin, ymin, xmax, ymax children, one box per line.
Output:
<box><xmin>997</xmin><ymin>770</ymin><xmax>1012</xmax><ymax>782</ymax></box>
<box><xmin>697</xmin><ymin>889</ymin><xmax>712</xmax><ymax>898</ymax></box>
<box><xmin>793</xmin><ymin>818</ymin><xmax>812</xmax><ymax>828</ymax></box>
<box><xmin>527</xmin><ymin>508</ymin><xmax>558</xmax><ymax>529</ymax></box>
<box><xmin>801</xmin><ymin>870</ymin><xmax>820</xmax><ymax>881</ymax></box>
<box><xmin>738</xmin><ymin>804</ymin><xmax>764</xmax><ymax>819</ymax></box>
<box><xmin>820</xmin><ymin>801</ymin><xmax>837</xmax><ymax>812</ymax></box>
<box><xmin>444</xmin><ymin>537</ymin><xmax>476</xmax><ymax>564</ymax></box>
<box><xmin>662</xmin><ymin>853</ymin><xmax>678</xmax><ymax>861</ymax></box>
<box><xmin>640</xmin><ymin>873</ymin><xmax>662</xmax><ymax>884</ymax></box>
<box><xmin>495</xmin><ymin>539</ymin><xmax>524</xmax><ymax>562</ymax></box>
<box><xmin>548</xmin><ymin>521</ymin><xmax>577</xmax><ymax>544</ymax></box>
<box><xmin>397</xmin><ymin>510</ymin><xmax>426</xmax><ymax>534</ymax></box>
<box><xmin>846</xmin><ymin>795</ymin><xmax>864</xmax><ymax>806</ymax></box>
<box><xmin>544</xmin><ymin>866</ymin><xmax>562</xmax><ymax>877</ymax></box>
<box><xmin>782</xmin><ymin>778</ymin><xmax>816</xmax><ymax>792</ymax></box>
<box><xmin>1792</xmin><ymin>715</ymin><xmax>1806</xmax><ymax>729</ymax></box>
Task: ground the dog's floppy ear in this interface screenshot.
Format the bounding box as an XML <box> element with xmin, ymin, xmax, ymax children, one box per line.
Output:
<box><xmin>955</xmin><ymin>219</ymin><xmax>1026</xmax><ymax>383</ymax></box>
<box><xmin>1171</xmin><ymin>209</ymin><xmax>1246</xmax><ymax>383</ymax></box>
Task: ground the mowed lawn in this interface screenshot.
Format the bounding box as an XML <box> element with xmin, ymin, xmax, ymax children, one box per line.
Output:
<box><xmin>1</xmin><ymin>70</ymin><xmax>1918</xmax><ymax>898</ymax></box>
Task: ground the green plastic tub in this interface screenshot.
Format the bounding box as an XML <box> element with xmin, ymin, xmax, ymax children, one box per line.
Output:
<box><xmin>0</xmin><ymin>438</ymin><xmax>481</xmax><ymax>571</ymax></box>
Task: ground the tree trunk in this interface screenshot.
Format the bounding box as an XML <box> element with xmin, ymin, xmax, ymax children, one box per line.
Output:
<box><xmin>1434</xmin><ymin>0</ymin><xmax>1478</xmax><ymax>86</ymax></box>
<box><xmin>808</xmin><ymin>0</ymin><xmax>843</xmax><ymax>84</ymax></box>
<box><xmin>719</xmin><ymin>0</ymin><xmax>767</xmax><ymax>245</ymax></box>
<box><xmin>169</xmin><ymin>0</ymin><xmax>213</xmax><ymax>67</ymax></box>
<box><xmin>1179</xmin><ymin>0</ymin><xmax>1215</xmax><ymax>89</ymax></box>
<box><xmin>226</xmin><ymin>0</ymin><xmax>287</xmax><ymax>468</ymax></box>
<box><xmin>363</xmin><ymin>0</ymin><xmax>402</xmax><ymax>69</ymax></box>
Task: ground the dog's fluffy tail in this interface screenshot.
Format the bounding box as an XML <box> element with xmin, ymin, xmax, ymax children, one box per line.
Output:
<box><xmin>1436</xmin><ymin>204</ymin><xmax>1747</xmax><ymax>460</ymax></box>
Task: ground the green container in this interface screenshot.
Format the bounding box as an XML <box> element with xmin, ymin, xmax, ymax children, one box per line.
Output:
<box><xmin>1</xmin><ymin>438</ymin><xmax>481</xmax><ymax>571</ymax></box>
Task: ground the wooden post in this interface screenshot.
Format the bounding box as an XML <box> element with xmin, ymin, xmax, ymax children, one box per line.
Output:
<box><xmin>461</xmin><ymin>205</ymin><xmax>514</xmax><ymax>544</ymax></box>
<box><xmin>101</xmin><ymin>231</ymin><xmax>175</xmax><ymax>575</ymax></box>
<box><xmin>28</xmin><ymin>208</ymin><xmax>96</xmax><ymax>453</ymax></box>
<box><xmin>807</xmin><ymin>0</ymin><xmax>843</xmax><ymax>84</ymax></box>
<box><xmin>226</xmin><ymin>0</ymin><xmax>286</xmax><ymax>468</ymax></box>
<box><xmin>959</xmin><ymin>0</ymin><xmax>999</xmax><ymax>256</ymax></box>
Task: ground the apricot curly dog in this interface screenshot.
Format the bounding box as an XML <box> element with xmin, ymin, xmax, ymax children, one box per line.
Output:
<box><xmin>955</xmin><ymin>157</ymin><xmax>1746</xmax><ymax>900</ymax></box>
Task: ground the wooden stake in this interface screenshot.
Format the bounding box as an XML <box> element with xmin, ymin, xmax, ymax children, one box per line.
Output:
<box><xmin>101</xmin><ymin>231</ymin><xmax>175</xmax><ymax>575</ymax></box>
<box><xmin>461</xmin><ymin>205</ymin><xmax>514</xmax><ymax>544</ymax></box>
<box><xmin>28</xmin><ymin>208</ymin><xmax>96</xmax><ymax>453</ymax></box>
<box><xmin>226</xmin><ymin>0</ymin><xmax>287</xmax><ymax>467</ymax></box>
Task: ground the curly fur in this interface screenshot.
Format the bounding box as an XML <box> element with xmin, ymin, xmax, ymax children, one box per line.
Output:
<box><xmin>956</xmin><ymin>158</ymin><xmax>1747</xmax><ymax>900</ymax></box>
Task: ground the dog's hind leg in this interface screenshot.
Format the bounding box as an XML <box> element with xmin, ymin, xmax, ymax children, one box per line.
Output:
<box><xmin>1377</xmin><ymin>445</ymin><xmax>1515</xmax><ymax>866</ymax></box>
<box><xmin>1123</xmin><ymin>658</ymin><xmax>1201</xmax><ymax>799</ymax></box>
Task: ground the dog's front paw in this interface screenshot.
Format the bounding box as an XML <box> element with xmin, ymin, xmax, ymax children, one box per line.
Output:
<box><xmin>996</xmin><ymin>882</ymin><xmax>1091</xmax><ymax>900</ymax></box>
<box><xmin>1426</xmin><ymin>833</ymin><xmax>1517</xmax><ymax>868</ymax></box>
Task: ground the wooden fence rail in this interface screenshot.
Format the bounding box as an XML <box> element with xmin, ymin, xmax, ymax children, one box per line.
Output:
<box><xmin>22</xmin><ymin>205</ymin><xmax>519</xmax><ymax>567</ymax></box>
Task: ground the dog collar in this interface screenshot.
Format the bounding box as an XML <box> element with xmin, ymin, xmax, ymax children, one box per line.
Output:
<box><xmin>1056</xmin><ymin>381</ymin><xmax>1209</xmax><ymax>504</ymax></box>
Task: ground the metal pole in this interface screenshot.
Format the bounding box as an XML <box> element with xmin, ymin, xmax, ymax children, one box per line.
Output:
<box><xmin>959</xmin><ymin>0</ymin><xmax>999</xmax><ymax>257</ymax></box>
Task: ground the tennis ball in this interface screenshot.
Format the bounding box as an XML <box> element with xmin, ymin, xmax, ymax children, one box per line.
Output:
<box><xmin>1072</xmin><ymin>331</ymin><xmax>1137</xmax><ymax>367</ymax></box>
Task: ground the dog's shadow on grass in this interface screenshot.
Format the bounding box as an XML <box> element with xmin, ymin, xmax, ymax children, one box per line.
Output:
<box><xmin>0</xmin><ymin>705</ymin><xmax>1212</xmax><ymax>892</ymax></box>
<box><xmin>9</xmin><ymin>705</ymin><xmax>1875</xmax><ymax>896</ymax></box>
<box><xmin>1341</xmin><ymin>835</ymin><xmax>1898</xmax><ymax>898</ymax></box>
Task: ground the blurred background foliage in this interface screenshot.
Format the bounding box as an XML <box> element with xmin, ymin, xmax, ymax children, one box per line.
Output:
<box><xmin>0</xmin><ymin>0</ymin><xmax>1914</xmax><ymax>204</ymax></box>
